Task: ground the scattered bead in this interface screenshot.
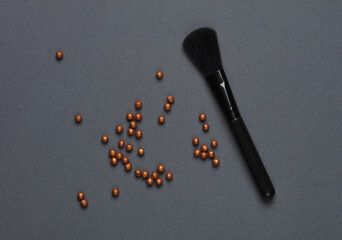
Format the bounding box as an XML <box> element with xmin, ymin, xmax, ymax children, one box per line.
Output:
<box><xmin>201</xmin><ymin>152</ymin><xmax>208</xmax><ymax>160</ymax></box>
<box><xmin>126</xmin><ymin>144</ymin><xmax>133</xmax><ymax>152</ymax></box>
<box><xmin>201</xmin><ymin>144</ymin><xmax>209</xmax><ymax>152</ymax></box>
<box><xmin>129</xmin><ymin>120</ymin><xmax>137</xmax><ymax>129</ymax></box>
<box><xmin>56</xmin><ymin>51</ymin><xmax>63</xmax><ymax>60</ymax></box>
<box><xmin>135</xmin><ymin>100</ymin><xmax>142</xmax><ymax>110</ymax></box>
<box><xmin>127</xmin><ymin>128</ymin><xmax>135</xmax><ymax>136</ymax></box>
<box><xmin>151</xmin><ymin>172</ymin><xmax>159</xmax><ymax>180</ymax></box>
<box><xmin>141</xmin><ymin>171</ymin><xmax>149</xmax><ymax>179</ymax></box>
<box><xmin>122</xmin><ymin>156</ymin><xmax>129</xmax><ymax>165</ymax></box>
<box><xmin>157</xmin><ymin>165</ymin><xmax>165</xmax><ymax>174</ymax></box>
<box><xmin>135</xmin><ymin>169</ymin><xmax>141</xmax><ymax>177</ymax></box>
<box><xmin>77</xmin><ymin>192</ymin><xmax>85</xmax><ymax>200</ymax></box>
<box><xmin>193</xmin><ymin>149</ymin><xmax>201</xmax><ymax>157</ymax></box>
<box><xmin>158</xmin><ymin>116</ymin><xmax>165</xmax><ymax>124</ymax></box>
<box><xmin>156</xmin><ymin>71</ymin><xmax>163</xmax><ymax>80</ymax></box>
<box><xmin>116</xmin><ymin>125</ymin><xmax>123</xmax><ymax>134</ymax></box>
<box><xmin>202</xmin><ymin>123</ymin><xmax>210</xmax><ymax>132</ymax></box>
<box><xmin>118</xmin><ymin>140</ymin><xmax>125</xmax><ymax>148</ymax></box>
<box><xmin>126</xmin><ymin>113</ymin><xmax>134</xmax><ymax>121</ymax></box>
<box><xmin>135</xmin><ymin>113</ymin><xmax>142</xmax><ymax>121</ymax></box>
<box><xmin>75</xmin><ymin>114</ymin><xmax>82</xmax><ymax>123</ymax></box>
<box><xmin>211</xmin><ymin>140</ymin><xmax>218</xmax><ymax>148</ymax></box>
<box><xmin>112</xmin><ymin>188</ymin><xmax>119</xmax><ymax>197</ymax></box>
<box><xmin>164</xmin><ymin>103</ymin><xmax>171</xmax><ymax>112</ymax></box>
<box><xmin>167</xmin><ymin>96</ymin><xmax>175</xmax><ymax>104</ymax></box>
<box><xmin>109</xmin><ymin>149</ymin><xmax>116</xmax><ymax>157</ymax></box>
<box><xmin>80</xmin><ymin>199</ymin><xmax>88</xmax><ymax>208</ymax></box>
<box><xmin>165</xmin><ymin>172</ymin><xmax>173</xmax><ymax>181</ymax></box>
<box><xmin>192</xmin><ymin>137</ymin><xmax>200</xmax><ymax>146</ymax></box>
<box><xmin>155</xmin><ymin>178</ymin><xmax>163</xmax><ymax>187</ymax></box>
<box><xmin>199</xmin><ymin>113</ymin><xmax>206</xmax><ymax>122</ymax></box>
<box><xmin>124</xmin><ymin>163</ymin><xmax>132</xmax><ymax>171</ymax></box>
<box><xmin>135</xmin><ymin>130</ymin><xmax>143</xmax><ymax>139</ymax></box>
<box><xmin>116</xmin><ymin>152</ymin><xmax>123</xmax><ymax>160</ymax></box>
<box><xmin>137</xmin><ymin>148</ymin><xmax>145</xmax><ymax>156</ymax></box>
<box><xmin>208</xmin><ymin>151</ymin><xmax>215</xmax><ymax>159</ymax></box>
<box><xmin>212</xmin><ymin>158</ymin><xmax>220</xmax><ymax>167</ymax></box>
<box><xmin>146</xmin><ymin>177</ymin><xmax>154</xmax><ymax>186</ymax></box>
<box><xmin>101</xmin><ymin>136</ymin><xmax>109</xmax><ymax>143</ymax></box>
<box><xmin>110</xmin><ymin>157</ymin><xmax>118</xmax><ymax>165</ymax></box>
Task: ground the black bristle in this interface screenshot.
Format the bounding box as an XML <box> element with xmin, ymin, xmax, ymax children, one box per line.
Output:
<box><xmin>183</xmin><ymin>27</ymin><xmax>223</xmax><ymax>77</ymax></box>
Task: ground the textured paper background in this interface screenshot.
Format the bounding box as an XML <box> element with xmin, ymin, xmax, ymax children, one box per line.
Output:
<box><xmin>0</xmin><ymin>1</ymin><xmax>341</xmax><ymax>239</ymax></box>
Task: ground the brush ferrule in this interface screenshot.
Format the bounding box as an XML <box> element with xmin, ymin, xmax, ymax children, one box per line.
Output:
<box><xmin>206</xmin><ymin>70</ymin><xmax>241</xmax><ymax>120</ymax></box>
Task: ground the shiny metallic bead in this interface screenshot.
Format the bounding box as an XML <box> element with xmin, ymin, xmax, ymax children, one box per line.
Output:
<box><xmin>80</xmin><ymin>199</ymin><xmax>88</xmax><ymax>208</ymax></box>
<box><xmin>135</xmin><ymin>100</ymin><xmax>142</xmax><ymax>110</ymax></box>
<box><xmin>109</xmin><ymin>149</ymin><xmax>116</xmax><ymax>157</ymax></box>
<box><xmin>202</xmin><ymin>123</ymin><xmax>210</xmax><ymax>132</ymax></box>
<box><xmin>116</xmin><ymin>152</ymin><xmax>123</xmax><ymax>160</ymax></box>
<box><xmin>201</xmin><ymin>144</ymin><xmax>209</xmax><ymax>152</ymax></box>
<box><xmin>116</xmin><ymin>125</ymin><xmax>123</xmax><ymax>134</ymax></box>
<box><xmin>164</xmin><ymin>103</ymin><xmax>171</xmax><ymax>112</ymax></box>
<box><xmin>112</xmin><ymin>188</ymin><xmax>119</xmax><ymax>197</ymax></box>
<box><xmin>101</xmin><ymin>135</ymin><xmax>109</xmax><ymax>143</ymax></box>
<box><xmin>56</xmin><ymin>51</ymin><xmax>63</xmax><ymax>60</ymax></box>
<box><xmin>155</xmin><ymin>71</ymin><xmax>163</xmax><ymax>80</ymax></box>
<box><xmin>211</xmin><ymin>140</ymin><xmax>218</xmax><ymax>148</ymax></box>
<box><xmin>151</xmin><ymin>172</ymin><xmax>159</xmax><ymax>180</ymax></box>
<box><xmin>167</xmin><ymin>96</ymin><xmax>175</xmax><ymax>104</ymax></box>
<box><xmin>126</xmin><ymin>113</ymin><xmax>134</xmax><ymax>121</ymax></box>
<box><xmin>201</xmin><ymin>152</ymin><xmax>208</xmax><ymax>160</ymax></box>
<box><xmin>118</xmin><ymin>140</ymin><xmax>125</xmax><ymax>148</ymax></box>
<box><xmin>192</xmin><ymin>137</ymin><xmax>200</xmax><ymax>146</ymax></box>
<box><xmin>135</xmin><ymin>169</ymin><xmax>141</xmax><ymax>177</ymax></box>
<box><xmin>155</xmin><ymin>178</ymin><xmax>163</xmax><ymax>187</ymax></box>
<box><xmin>141</xmin><ymin>171</ymin><xmax>149</xmax><ymax>179</ymax></box>
<box><xmin>146</xmin><ymin>177</ymin><xmax>154</xmax><ymax>186</ymax></box>
<box><xmin>158</xmin><ymin>116</ymin><xmax>165</xmax><ymax>124</ymax></box>
<box><xmin>157</xmin><ymin>165</ymin><xmax>165</xmax><ymax>174</ymax></box>
<box><xmin>135</xmin><ymin>130</ymin><xmax>143</xmax><ymax>139</ymax></box>
<box><xmin>127</xmin><ymin>128</ymin><xmax>135</xmax><ymax>136</ymax></box>
<box><xmin>193</xmin><ymin>149</ymin><xmax>201</xmax><ymax>157</ymax></box>
<box><xmin>208</xmin><ymin>151</ymin><xmax>215</xmax><ymax>159</ymax></box>
<box><xmin>124</xmin><ymin>163</ymin><xmax>132</xmax><ymax>171</ymax></box>
<box><xmin>137</xmin><ymin>148</ymin><xmax>144</xmax><ymax>156</ymax></box>
<box><xmin>165</xmin><ymin>172</ymin><xmax>173</xmax><ymax>181</ymax></box>
<box><xmin>126</xmin><ymin>144</ymin><xmax>133</xmax><ymax>152</ymax></box>
<box><xmin>212</xmin><ymin>158</ymin><xmax>220</xmax><ymax>167</ymax></box>
<box><xmin>129</xmin><ymin>120</ymin><xmax>137</xmax><ymax>129</ymax></box>
<box><xmin>110</xmin><ymin>157</ymin><xmax>118</xmax><ymax>165</ymax></box>
<box><xmin>122</xmin><ymin>156</ymin><xmax>129</xmax><ymax>165</ymax></box>
<box><xmin>199</xmin><ymin>113</ymin><xmax>206</xmax><ymax>122</ymax></box>
<box><xmin>75</xmin><ymin>114</ymin><xmax>82</xmax><ymax>123</ymax></box>
<box><xmin>135</xmin><ymin>113</ymin><xmax>142</xmax><ymax>121</ymax></box>
<box><xmin>77</xmin><ymin>192</ymin><xmax>85</xmax><ymax>200</ymax></box>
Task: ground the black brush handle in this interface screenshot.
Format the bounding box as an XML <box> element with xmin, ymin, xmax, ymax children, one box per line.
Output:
<box><xmin>206</xmin><ymin>70</ymin><xmax>275</xmax><ymax>199</ymax></box>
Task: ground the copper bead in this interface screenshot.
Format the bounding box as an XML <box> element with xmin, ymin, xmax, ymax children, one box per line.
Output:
<box><xmin>151</xmin><ymin>172</ymin><xmax>159</xmax><ymax>180</ymax></box>
<box><xmin>212</xmin><ymin>158</ymin><xmax>220</xmax><ymax>167</ymax></box>
<box><xmin>101</xmin><ymin>135</ymin><xmax>109</xmax><ymax>143</ymax></box>
<box><xmin>157</xmin><ymin>165</ymin><xmax>165</xmax><ymax>174</ymax></box>
<box><xmin>109</xmin><ymin>149</ymin><xmax>117</xmax><ymax>157</ymax></box>
<box><xmin>118</xmin><ymin>140</ymin><xmax>125</xmax><ymax>148</ymax></box>
<box><xmin>208</xmin><ymin>150</ymin><xmax>215</xmax><ymax>159</ymax></box>
<box><xmin>110</xmin><ymin>157</ymin><xmax>118</xmax><ymax>165</ymax></box>
<box><xmin>77</xmin><ymin>192</ymin><xmax>85</xmax><ymax>200</ymax></box>
<box><xmin>135</xmin><ymin>130</ymin><xmax>143</xmax><ymax>139</ymax></box>
<box><xmin>126</xmin><ymin>144</ymin><xmax>133</xmax><ymax>152</ymax></box>
<box><xmin>211</xmin><ymin>140</ymin><xmax>218</xmax><ymax>148</ymax></box>
<box><xmin>167</xmin><ymin>96</ymin><xmax>175</xmax><ymax>104</ymax></box>
<box><xmin>116</xmin><ymin>152</ymin><xmax>123</xmax><ymax>160</ymax></box>
<box><xmin>165</xmin><ymin>172</ymin><xmax>173</xmax><ymax>181</ymax></box>
<box><xmin>116</xmin><ymin>125</ymin><xmax>123</xmax><ymax>134</ymax></box>
<box><xmin>146</xmin><ymin>177</ymin><xmax>154</xmax><ymax>186</ymax></box>
<box><xmin>135</xmin><ymin>169</ymin><xmax>141</xmax><ymax>177</ymax></box>
<box><xmin>156</xmin><ymin>71</ymin><xmax>163</xmax><ymax>80</ymax></box>
<box><xmin>56</xmin><ymin>51</ymin><xmax>63</xmax><ymax>60</ymax></box>
<box><xmin>80</xmin><ymin>199</ymin><xmax>88</xmax><ymax>208</ymax></box>
<box><xmin>158</xmin><ymin>116</ymin><xmax>165</xmax><ymax>124</ymax></box>
<box><xmin>193</xmin><ymin>149</ymin><xmax>201</xmax><ymax>157</ymax></box>
<box><xmin>155</xmin><ymin>178</ymin><xmax>163</xmax><ymax>187</ymax></box>
<box><xmin>126</xmin><ymin>113</ymin><xmax>134</xmax><ymax>121</ymax></box>
<box><xmin>141</xmin><ymin>171</ymin><xmax>149</xmax><ymax>179</ymax></box>
<box><xmin>137</xmin><ymin>148</ymin><xmax>144</xmax><ymax>156</ymax></box>
<box><xmin>124</xmin><ymin>163</ymin><xmax>132</xmax><ymax>171</ymax></box>
<box><xmin>199</xmin><ymin>113</ymin><xmax>206</xmax><ymax>122</ymax></box>
<box><xmin>112</xmin><ymin>188</ymin><xmax>119</xmax><ymax>197</ymax></box>
<box><xmin>127</xmin><ymin>128</ymin><xmax>135</xmax><ymax>136</ymax></box>
<box><xmin>202</xmin><ymin>123</ymin><xmax>210</xmax><ymax>132</ymax></box>
<box><xmin>201</xmin><ymin>152</ymin><xmax>208</xmax><ymax>160</ymax></box>
<box><xmin>135</xmin><ymin>100</ymin><xmax>142</xmax><ymax>110</ymax></box>
<box><xmin>122</xmin><ymin>156</ymin><xmax>129</xmax><ymax>165</ymax></box>
<box><xmin>192</xmin><ymin>137</ymin><xmax>200</xmax><ymax>146</ymax></box>
<box><xmin>135</xmin><ymin>113</ymin><xmax>142</xmax><ymax>121</ymax></box>
<box><xmin>129</xmin><ymin>120</ymin><xmax>137</xmax><ymax>129</ymax></box>
<box><xmin>164</xmin><ymin>103</ymin><xmax>171</xmax><ymax>112</ymax></box>
<box><xmin>75</xmin><ymin>114</ymin><xmax>82</xmax><ymax>123</ymax></box>
<box><xmin>201</xmin><ymin>144</ymin><xmax>209</xmax><ymax>152</ymax></box>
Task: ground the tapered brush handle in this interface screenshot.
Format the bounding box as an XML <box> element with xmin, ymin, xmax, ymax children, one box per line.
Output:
<box><xmin>230</xmin><ymin>117</ymin><xmax>275</xmax><ymax>199</ymax></box>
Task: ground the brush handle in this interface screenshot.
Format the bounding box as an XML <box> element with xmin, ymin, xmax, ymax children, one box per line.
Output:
<box><xmin>206</xmin><ymin>70</ymin><xmax>275</xmax><ymax>199</ymax></box>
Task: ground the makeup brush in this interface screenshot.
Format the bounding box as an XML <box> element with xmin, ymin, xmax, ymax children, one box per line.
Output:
<box><xmin>183</xmin><ymin>28</ymin><xmax>275</xmax><ymax>199</ymax></box>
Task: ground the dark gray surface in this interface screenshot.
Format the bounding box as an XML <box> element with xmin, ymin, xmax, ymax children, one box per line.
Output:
<box><xmin>1</xmin><ymin>1</ymin><xmax>341</xmax><ymax>239</ymax></box>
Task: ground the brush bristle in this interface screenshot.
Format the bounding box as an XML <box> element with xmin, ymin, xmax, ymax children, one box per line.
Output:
<box><xmin>183</xmin><ymin>27</ymin><xmax>223</xmax><ymax>77</ymax></box>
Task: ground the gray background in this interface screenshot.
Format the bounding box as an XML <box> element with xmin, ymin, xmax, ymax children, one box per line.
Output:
<box><xmin>0</xmin><ymin>1</ymin><xmax>341</xmax><ymax>239</ymax></box>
